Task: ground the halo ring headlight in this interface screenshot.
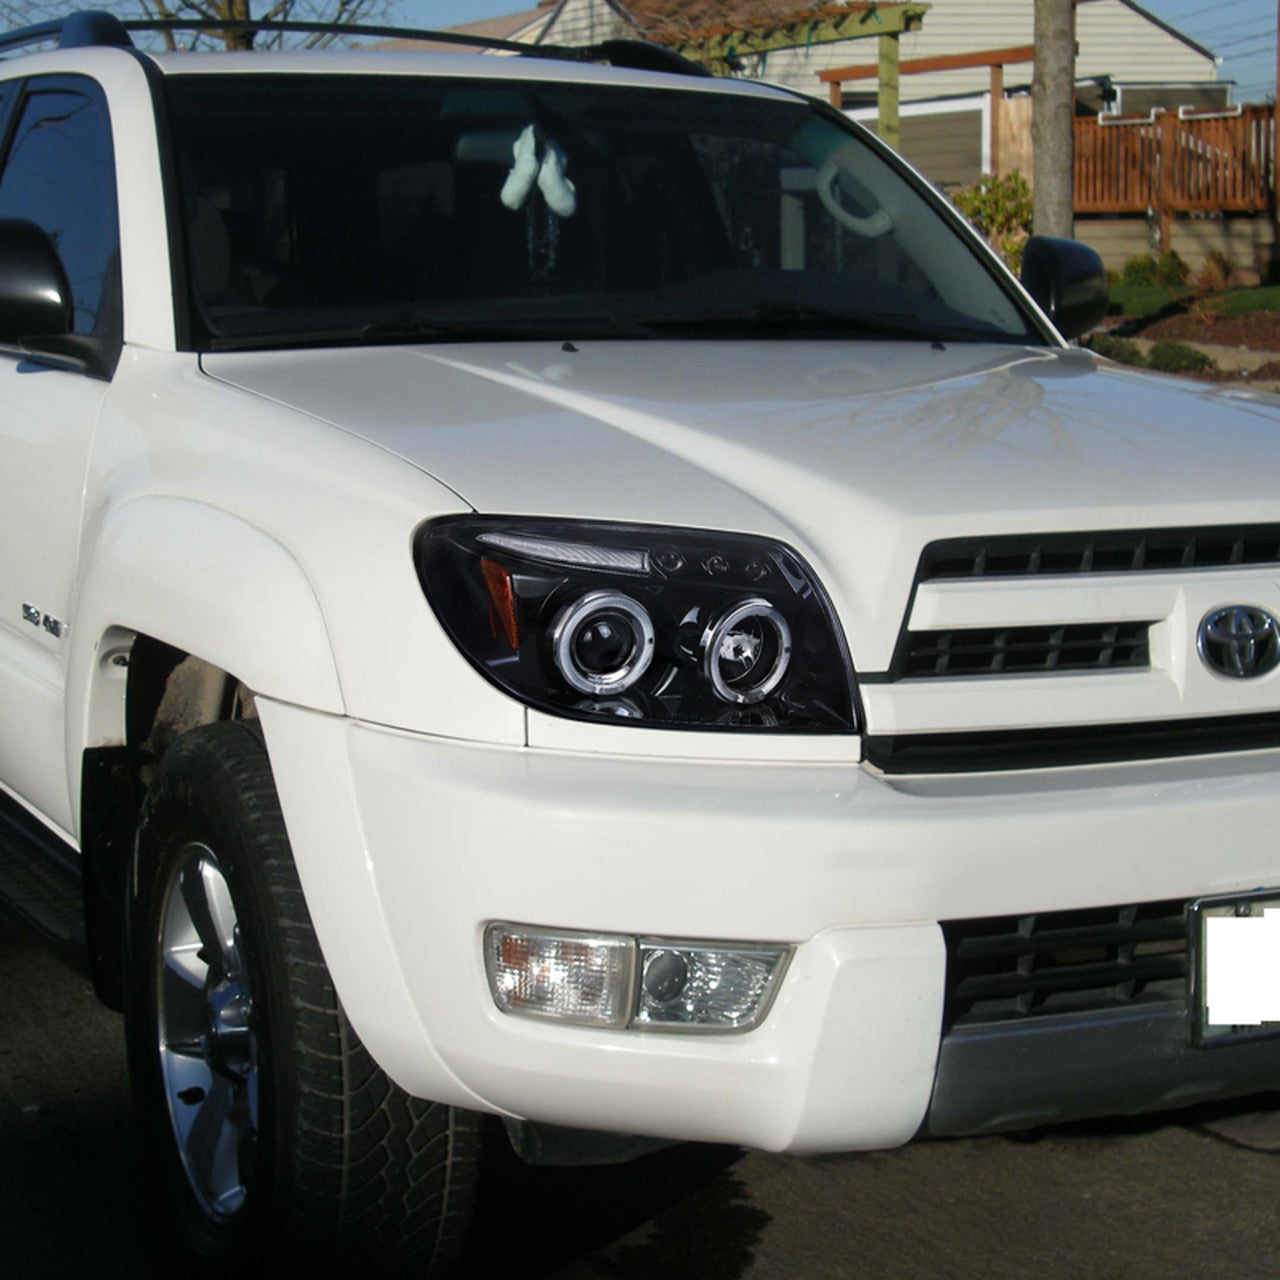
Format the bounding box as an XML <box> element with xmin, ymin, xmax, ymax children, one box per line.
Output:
<box><xmin>552</xmin><ymin>590</ymin><xmax>655</xmax><ymax>696</ymax></box>
<box><xmin>702</xmin><ymin>598</ymin><xmax>792</xmax><ymax>705</ymax></box>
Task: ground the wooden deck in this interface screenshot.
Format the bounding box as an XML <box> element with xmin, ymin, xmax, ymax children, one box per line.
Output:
<box><xmin>1074</xmin><ymin>106</ymin><xmax>1274</xmax><ymax>231</ymax></box>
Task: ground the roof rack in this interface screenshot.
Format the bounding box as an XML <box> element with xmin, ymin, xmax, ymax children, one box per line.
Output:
<box><xmin>0</xmin><ymin>9</ymin><xmax>131</xmax><ymax>55</ymax></box>
<box><xmin>0</xmin><ymin>9</ymin><xmax>711</xmax><ymax>78</ymax></box>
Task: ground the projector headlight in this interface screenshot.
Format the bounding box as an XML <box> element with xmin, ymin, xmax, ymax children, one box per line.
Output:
<box><xmin>416</xmin><ymin>516</ymin><xmax>857</xmax><ymax>732</ymax></box>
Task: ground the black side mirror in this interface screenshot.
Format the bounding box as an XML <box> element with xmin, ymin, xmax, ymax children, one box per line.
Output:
<box><xmin>1020</xmin><ymin>235</ymin><xmax>1109</xmax><ymax>340</ymax></box>
<box><xmin>0</xmin><ymin>218</ymin><xmax>116</xmax><ymax>378</ymax></box>
<box><xmin>0</xmin><ymin>217</ymin><xmax>73</xmax><ymax>340</ymax></box>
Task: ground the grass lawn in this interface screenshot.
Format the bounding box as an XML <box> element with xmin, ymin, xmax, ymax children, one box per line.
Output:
<box><xmin>1215</xmin><ymin>285</ymin><xmax>1280</xmax><ymax>314</ymax></box>
<box><xmin>1107</xmin><ymin>283</ymin><xmax>1184</xmax><ymax>317</ymax></box>
<box><xmin>1107</xmin><ymin>282</ymin><xmax>1280</xmax><ymax>318</ymax></box>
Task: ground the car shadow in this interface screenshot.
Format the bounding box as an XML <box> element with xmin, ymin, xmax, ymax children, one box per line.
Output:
<box><xmin>457</xmin><ymin>1121</ymin><xmax>768</xmax><ymax>1279</ymax></box>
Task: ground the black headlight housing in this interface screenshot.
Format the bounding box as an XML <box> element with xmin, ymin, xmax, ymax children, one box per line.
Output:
<box><xmin>415</xmin><ymin>516</ymin><xmax>857</xmax><ymax>732</ymax></box>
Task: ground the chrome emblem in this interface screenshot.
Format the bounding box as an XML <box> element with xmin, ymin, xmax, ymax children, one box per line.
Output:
<box><xmin>1198</xmin><ymin>606</ymin><xmax>1280</xmax><ymax>679</ymax></box>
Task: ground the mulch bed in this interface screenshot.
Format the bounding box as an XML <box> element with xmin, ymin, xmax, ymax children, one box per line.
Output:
<box><xmin>1121</xmin><ymin>309</ymin><xmax>1280</xmax><ymax>352</ymax></box>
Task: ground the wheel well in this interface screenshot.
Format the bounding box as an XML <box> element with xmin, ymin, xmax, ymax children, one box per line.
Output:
<box><xmin>82</xmin><ymin>635</ymin><xmax>256</xmax><ymax>1009</ymax></box>
<box><xmin>128</xmin><ymin>636</ymin><xmax>255</xmax><ymax>770</ymax></box>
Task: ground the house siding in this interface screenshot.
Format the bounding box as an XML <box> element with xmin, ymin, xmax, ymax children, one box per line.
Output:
<box><xmin>848</xmin><ymin>100</ymin><xmax>988</xmax><ymax>187</ymax></box>
<box><xmin>899</xmin><ymin>109</ymin><xmax>984</xmax><ymax>186</ymax></box>
<box><xmin>539</xmin><ymin>0</ymin><xmax>634</xmax><ymax>45</ymax></box>
<box><xmin>504</xmin><ymin>1</ymin><xmax>1216</xmax><ymax>105</ymax></box>
<box><xmin>738</xmin><ymin>0</ymin><xmax>1215</xmax><ymax>102</ymax></box>
<box><xmin>1077</xmin><ymin>213</ymin><xmax>1276</xmax><ymax>282</ymax></box>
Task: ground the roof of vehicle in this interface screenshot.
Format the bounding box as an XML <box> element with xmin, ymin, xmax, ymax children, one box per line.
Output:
<box><xmin>0</xmin><ymin>9</ymin><xmax>752</xmax><ymax>87</ymax></box>
<box><xmin>0</xmin><ymin>10</ymin><xmax>815</xmax><ymax>102</ymax></box>
<box><xmin>139</xmin><ymin>48</ymin><xmax>787</xmax><ymax>99</ymax></box>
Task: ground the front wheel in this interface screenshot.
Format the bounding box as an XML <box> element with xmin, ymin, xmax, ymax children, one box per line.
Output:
<box><xmin>125</xmin><ymin>720</ymin><xmax>478</xmax><ymax>1274</ymax></box>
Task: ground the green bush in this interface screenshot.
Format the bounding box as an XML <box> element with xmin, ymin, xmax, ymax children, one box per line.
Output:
<box><xmin>1121</xmin><ymin>254</ymin><xmax>1159</xmax><ymax>286</ymax></box>
<box><xmin>1154</xmin><ymin>250</ymin><xmax>1190</xmax><ymax>287</ymax></box>
<box><xmin>1146</xmin><ymin>340</ymin><xmax>1216</xmax><ymax>373</ymax></box>
<box><xmin>951</xmin><ymin>171</ymin><xmax>1033</xmax><ymax>271</ymax></box>
<box><xmin>1085</xmin><ymin>332</ymin><xmax>1146</xmax><ymax>366</ymax></box>
<box><xmin>1120</xmin><ymin>251</ymin><xmax>1190</xmax><ymax>290</ymax></box>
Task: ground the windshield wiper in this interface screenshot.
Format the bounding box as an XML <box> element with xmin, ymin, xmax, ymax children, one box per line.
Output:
<box><xmin>203</xmin><ymin>304</ymin><xmax>992</xmax><ymax>352</ymax></box>
<box><xmin>629</xmin><ymin>302</ymin><xmax>975</xmax><ymax>342</ymax></box>
<box><xmin>206</xmin><ymin>317</ymin><xmax>563</xmax><ymax>351</ymax></box>
<box><xmin>357</xmin><ymin>317</ymin><xmax>557</xmax><ymax>344</ymax></box>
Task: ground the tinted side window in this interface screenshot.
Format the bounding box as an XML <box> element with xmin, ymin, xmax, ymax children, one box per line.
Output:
<box><xmin>0</xmin><ymin>83</ymin><xmax>120</xmax><ymax>336</ymax></box>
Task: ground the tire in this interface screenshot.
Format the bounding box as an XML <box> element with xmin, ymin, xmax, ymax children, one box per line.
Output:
<box><xmin>125</xmin><ymin>719</ymin><xmax>478</xmax><ymax>1276</ymax></box>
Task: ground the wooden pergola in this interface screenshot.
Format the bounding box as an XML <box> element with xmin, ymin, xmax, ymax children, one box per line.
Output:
<box><xmin>646</xmin><ymin>2</ymin><xmax>930</xmax><ymax>149</ymax></box>
<box><xmin>819</xmin><ymin>43</ymin><xmax>1035</xmax><ymax>170</ymax></box>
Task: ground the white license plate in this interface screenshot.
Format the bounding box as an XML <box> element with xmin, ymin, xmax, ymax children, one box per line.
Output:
<box><xmin>1191</xmin><ymin>891</ymin><xmax>1280</xmax><ymax>1046</ymax></box>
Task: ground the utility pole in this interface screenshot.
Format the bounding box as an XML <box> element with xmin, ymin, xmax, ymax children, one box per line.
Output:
<box><xmin>1032</xmin><ymin>0</ymin><xmax>1075</xmax><ymax>237</ymax></box>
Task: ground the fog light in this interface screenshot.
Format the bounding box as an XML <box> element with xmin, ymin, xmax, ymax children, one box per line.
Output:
<box><xmin>485</xmin><ymin>924</ymin><xmax>635</xmax><ymax>1028</ymax></box>
<box><xmin>633</xmin><ymin>941</ymin><xmax>788</xmax><ymax>1031</ymax></box>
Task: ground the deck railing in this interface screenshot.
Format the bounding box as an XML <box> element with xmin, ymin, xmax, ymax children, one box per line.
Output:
<box><xmin>1073</xmin><ymin>105</ymin><xmax>1274</xmax><ymax>220</ymax></box>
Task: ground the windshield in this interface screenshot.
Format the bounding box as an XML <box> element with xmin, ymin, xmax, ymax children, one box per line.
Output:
<box><xmin>164</xmin><ymin>73</ymin><xmax>1041</xmax><ymax>349</ymax></box>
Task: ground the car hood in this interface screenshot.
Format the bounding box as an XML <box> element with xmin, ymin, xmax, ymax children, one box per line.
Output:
<box><xmin>201</xmin><ymin>340</ymin><xmax>1280</xmax><ymax>672</ymax></box>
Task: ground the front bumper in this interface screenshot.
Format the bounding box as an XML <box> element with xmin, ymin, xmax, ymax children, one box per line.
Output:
<box><xmin>258</xmin><ymin>700</ymin><xmax>1280</xmax><ymax>1154</ymax></box>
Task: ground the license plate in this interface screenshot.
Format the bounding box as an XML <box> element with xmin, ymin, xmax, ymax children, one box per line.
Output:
<box><xmin>1191</xmin><ymin>891</ymin><xmax>1280</xmax><ymax>1047</ymax></box>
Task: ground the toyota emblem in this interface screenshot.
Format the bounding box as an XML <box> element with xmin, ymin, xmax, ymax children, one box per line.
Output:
<box><xmin>1197</xmin><ymin>606</ymin><xmax>1280</xmax><ymax>679</ymax></box>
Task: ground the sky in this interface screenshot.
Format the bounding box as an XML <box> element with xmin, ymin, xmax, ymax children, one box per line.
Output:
<box><xmin>397</xmin><ymin>0</ymin><xmax>1279</xmax><ymax>103</ymax></box>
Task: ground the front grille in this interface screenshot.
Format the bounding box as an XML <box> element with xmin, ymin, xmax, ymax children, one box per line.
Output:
<box><xmin>920</xmin><ymin>525</ymin><xmax>1280</xmax><ymax>583</ymax></box>
<box><xmin>901</xmin><ymin>621</ymin><xmax>1149</xmax><ymax>679</ymax></box>
<box><xmin>943</xmin><ymin>900</ymin><xmax>1189</xmax><ymax>1029</ymax></box>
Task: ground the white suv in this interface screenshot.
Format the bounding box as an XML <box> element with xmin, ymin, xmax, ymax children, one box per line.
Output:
<box><xmin>3</xmin><ymin>10</ymin><xmax>1280</xmax><ymax>1275</ymax></box>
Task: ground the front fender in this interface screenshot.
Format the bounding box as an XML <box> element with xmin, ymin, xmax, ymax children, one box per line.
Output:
<box><xmin>67</xmin><ymin>496</ymin><xmax>343</xmax><ymax>817</ymax></box>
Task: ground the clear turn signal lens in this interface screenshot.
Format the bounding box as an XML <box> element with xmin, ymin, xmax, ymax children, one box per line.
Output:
<box><xmin>633</xmin><ymin>941</ymin><xmax>788</xmax><ymax>1031</ymax></box>
<box><xmin>485</xmin><ymin>924</ymin><xmax>789</xmax><ymax>1033</ymax></box>
<box><xmin>485</xmin><ymin>924</ymin><xmax>635</xmax><ymax>1028</ymax></box>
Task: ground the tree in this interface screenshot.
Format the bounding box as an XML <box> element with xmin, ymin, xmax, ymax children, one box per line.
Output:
<box><xmin>1031</xmin><ymin>0</ymin><xmax>1075</xmax><ymax>238</ymax></box>
<box><xmin>0</xmin><ymin>0</ymin><xmax>388</xmax><ymax>50</ymax></box>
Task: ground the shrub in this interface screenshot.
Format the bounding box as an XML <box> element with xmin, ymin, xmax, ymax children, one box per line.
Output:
<box><xmin>1146</xmin><ymin>340</ymin><xmax>1216</xmax><ymax>373</ymax></box>
<box><xmin>1085</xmin><ymin>332</ymin><xmax>1146</xmax><ymax>366</ymax></box>
<box><xmin>1154</xmin><ymin>249</ymin><xmax>1190</xmax><ymax>287</ymax></box>
<box><xmin>1188</xmin><ymin>251</ymin><xmax>1236</xmax><ymax>321</ymax></box>
<box><xmin>1203</xmin><ymin>248</ymin><xmax>1236</xmax><ymax>285</ymax></box>
<box><xmin>1121</xmin><ymin>254</ymin><xmax>1159</xmax><ymax>286</ymax></box>
<box><xmin>951</xmin><ymin>171</ymin><xmax>1033</xmax><ymax>271</ymax></box>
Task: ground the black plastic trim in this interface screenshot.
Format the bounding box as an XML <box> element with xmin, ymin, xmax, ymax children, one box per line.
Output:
<box><xmin>0</xmin><ymin>11</ymin><xmax>711</xmax><ymax>77</ymax></box>
<box><xmin>898</xmin><ymin>620</ymin><xmax>1150</xmax><ymax>681</ymax></box>
<box><xmin>919</xmin><ymin>524</ymin><xmax>1280</xmax><ymax>583</ymax></box>
<box><xmin>133</xmin><ymin>51</ymin><xmax>192</xmax><ymax>352</ymax></box>
<box><xmin>943</xmin><ymin>899</ymin><xmax>1188</xmax><ymax>1028</ymax></box>
<box><xmin>119</xmin><ymin>18</ymin><xmax>711</xmax><ymax>77</ymax></box>
<box><xmin>925</xmin><ymin>1001</ymin><xmax>1280</xmax><ymax>1138</ymax></box>
<box><xmin>881</xmin><ymin>523</ymin><xmax>1280</xmax><ymax>689</ymax></box>
<box><xmin>0</xmin><ymin>10</ymin><xmax>132</xmax><ymax>55</ymax></box>
<box><xmin>504</xmin><ymin>1118</ymin><xmax>675</xmax><ymax>1166</ymax></box>
<box><xmin>865</xmin><ymin>711</ymin><xmax>1280</xmax><ymax>774</ymax></box>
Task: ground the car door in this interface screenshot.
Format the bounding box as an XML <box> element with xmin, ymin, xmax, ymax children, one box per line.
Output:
<box><xmin>0</xmin><ymin>74</ymin><xmax>121</xmax><ymax>835</ymax></box>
